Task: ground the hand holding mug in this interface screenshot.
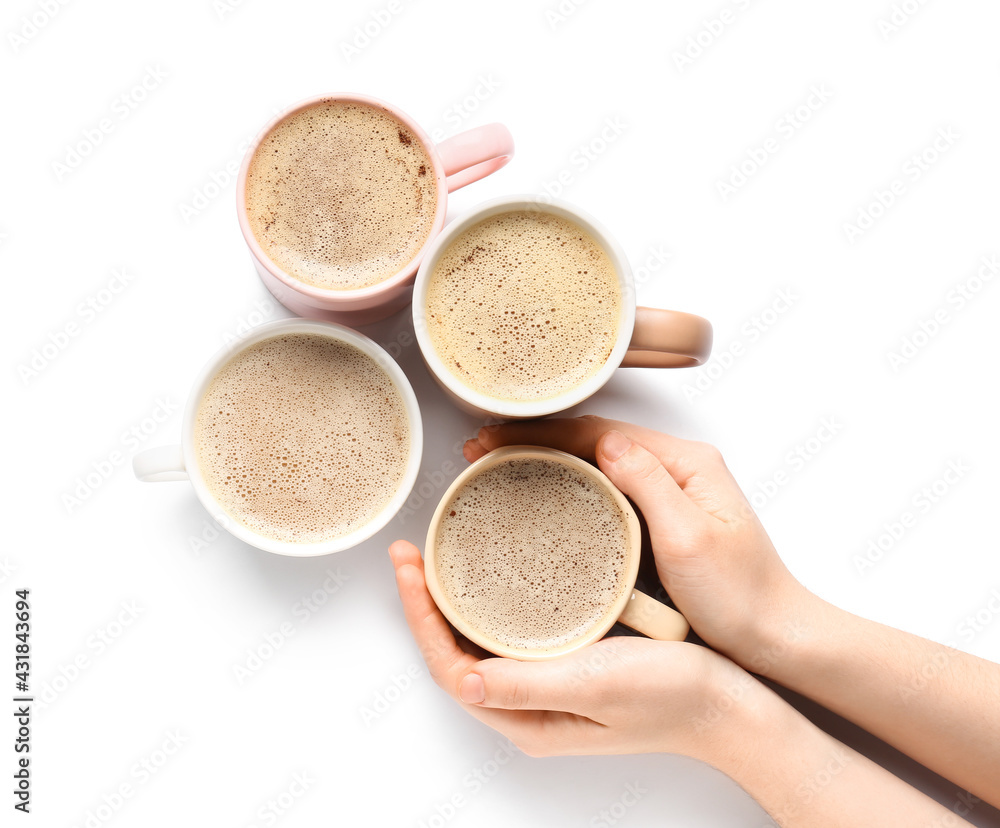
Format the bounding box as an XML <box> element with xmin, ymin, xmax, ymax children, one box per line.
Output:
<box><xmin>389</xmin><ymin>538</ymin><xmax>768</xmax><ymax>760</ymax></box>
<box><xmin>463</xmin><ymin>416</ymin><xmax>812</xmax><ymax>668</ymax></box>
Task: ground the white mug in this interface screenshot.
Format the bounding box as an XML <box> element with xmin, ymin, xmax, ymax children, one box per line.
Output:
<box><xmin>411</xmin><ymin>195</ymin><xmax>713</xmax><ymax>419</ymax></box>
<box><xmin>132</xmin><ymin>318</ymin><xmax>423</xmax><ymax>556</ymax></box>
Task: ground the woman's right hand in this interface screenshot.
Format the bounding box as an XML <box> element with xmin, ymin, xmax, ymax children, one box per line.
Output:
<box><xmin>464</xmin><ymin>415</ymin><xmax>817</xmax><ymax>673</ymax></box>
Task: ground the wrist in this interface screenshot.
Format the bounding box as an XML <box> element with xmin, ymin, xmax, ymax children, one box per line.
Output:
<box><xmin>735</xmin><ymin>579</ymin><xmax>826</xmax><ymax>679</ymax></box>
<box><xmin>702</xmin><ymin>678</ymin><xmax>853</xmax><ymax>824</ymax></box>
<box><xmin>677</xmin><ymin>652</ymin><xmax>781</xmax><ymax>768</ymax></box>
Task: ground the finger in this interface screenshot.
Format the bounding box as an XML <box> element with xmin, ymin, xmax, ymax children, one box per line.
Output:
<box><xmin>596</xmin><ymin>430</ymin><xmax>706</xmax><ymax>531</ymax></box>
<box><xmin>469</xmin><ymin>416</ymin><xmax>713</xmax><ymax>491</ymax></box>
<box><xmin>389</xmin><ymin>541</ymin><xmax>599</xmax><ymax>749</ymax></box>
<box><xmin>463</xmin><ymin>437</ymin><xmax>488</xmax><ymax>463</ymax></box>
<box><xmin>460</xmin><ymin>654</ymin><xmax>605</xmax><ymax>717</ymax></box>
<box><xmin>389</xmin><ymin>540</ymin><xmax>473</xmax><ymax>691</ymax></box>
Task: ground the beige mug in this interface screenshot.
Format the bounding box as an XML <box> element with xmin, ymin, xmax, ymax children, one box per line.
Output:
<box><xmin>424</xmin><ymin>446</ymin><xmax>689</xmax><ymax>661</ymax></box>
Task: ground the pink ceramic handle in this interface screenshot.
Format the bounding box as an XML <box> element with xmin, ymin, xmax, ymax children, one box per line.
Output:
<box><xmin>436</xmin><ymin>124</ymin><xmax>514</xmax><ymax>193</ymax></box>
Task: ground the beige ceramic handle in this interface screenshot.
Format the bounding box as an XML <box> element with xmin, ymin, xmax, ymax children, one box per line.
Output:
<box><xmin>617</xmin><ymin>589</ymin><xmax>690</xmax><ymax>641</ymax></box>
<box><xmin>621</xmin><ymin>307</ymin><xmax>713</xmax><ymax>368</ymax></box>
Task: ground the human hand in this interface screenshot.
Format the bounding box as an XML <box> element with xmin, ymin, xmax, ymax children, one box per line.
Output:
<box><xmin>388</xmin><ymin>538</ymin><xmax>767</xmax><ymax>760</ymax></box>
<box><xmin>463</xmin><ymin>416</ymin><xmax>816</xmax><ymax>673</ymax></box>
<box><xmin>389</xmin><ymin>538</ymin><xmax>973</xmax><ymax>826</ymax></box>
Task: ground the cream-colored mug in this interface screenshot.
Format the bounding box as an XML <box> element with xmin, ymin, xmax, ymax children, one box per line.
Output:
<box><xmin>424</xmin><ymin>446</ymin><xmax>689</xmax><ymax>661</ymax></box>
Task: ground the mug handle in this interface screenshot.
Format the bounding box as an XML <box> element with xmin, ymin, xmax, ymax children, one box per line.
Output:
<box><xmin>621</xmin><ymin>307</ymin><xmax>713</xmax><ymax>368</ymax></box>
<box><xmin>133</xmin><ymin>445</ymin><xmax>188</xmax><ymax>482</ymax></box>
<box><xmin>618</xmin><ymin>589</ymin><xmax>690</xmax><ymax>641</ymax></box>
<box><xmin>436</xmin><ymin>124</ymin><xmax>515</xmax><ymax>193</ymax></box>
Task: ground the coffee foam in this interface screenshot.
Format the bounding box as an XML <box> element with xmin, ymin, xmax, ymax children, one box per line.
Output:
<box><xmin>434</xmin><ymin>457</ymin><xmax>631</xmax><ymax>653</ymax></box>
<box><xmin>193</xmin><ymin>333</ymin><xmax>410</xmax><ymax>544</ymax></box>
<box><xmin>425</xmin><ymin>210</ymin><xmax>621</xmax><ymax>402</ymax></box>
<box><xmin>245</xmin><ymin>100</ymin><xmax>438</xmax><ymax>291</ymax></box>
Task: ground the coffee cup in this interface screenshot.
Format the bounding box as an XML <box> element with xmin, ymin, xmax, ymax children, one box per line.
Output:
<box><xmin>132</xmin><ymin>318</ymin><xmax>423</xmax><ymax>556</ymax></box>
<box><xmin>411</xmin><ymin>195</ymin><xmax>713</xmax><ymax>419</ymax></box>
<box><xmin>236</xmin><ymin>94</ymin><xmax>514</xmax><ymax>327</ymax></box>
<box><xmin>424</xmin><ymin>446</ymin><xmax>689</xmax><ymax>661</ymax></box>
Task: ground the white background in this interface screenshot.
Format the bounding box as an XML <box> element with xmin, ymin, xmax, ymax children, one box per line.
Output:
<box><xmin>4</xmin><ymin>0</ymin><xmax>1000</xmax><ymax>826</ymax></box>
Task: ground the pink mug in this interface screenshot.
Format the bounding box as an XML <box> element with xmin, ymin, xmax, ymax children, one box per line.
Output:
<box><xmin>236</xmin><ymin>93</ymin><xmax>514</xmax><ymax>326</ymax></box>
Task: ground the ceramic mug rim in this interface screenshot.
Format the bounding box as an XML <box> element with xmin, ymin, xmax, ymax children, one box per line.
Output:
<box><xmin>235</xmin><ymin>93</ymin><xmax>450</xmax><ymax>306</ymax></box>
<box><xmin>180</xmin><ymin>318</ymin><xmax>424</xmax><ymax>557</ymax></box>
<box><xmin>411</xmin><ymin>194</ymin><xmax>637</xmax><ymax>419</ymax></box>
<box><xmin>424</xmin><ymin>445</ymin><xmax>641</xmax><ymax>660</ymax></box>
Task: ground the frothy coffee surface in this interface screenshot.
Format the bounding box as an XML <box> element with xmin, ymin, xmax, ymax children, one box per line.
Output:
<box><xmin>245</xmin><ymin>100</ymin><xmax>438</xmax><ymax>290</ymax></box>
<box><xmin>425</xmin><ymin>210</ymin><xmax>621</xmax><ymax>401</ymax></box>
<box><xmin>434</xmin><ymin>457</ymin><xmax>631</xmax><ymax>653</ymax></box>
<box><xmin>194</xmin><ymin>333</ymin><xmax>410</xmax><ymax>544</ymax></box>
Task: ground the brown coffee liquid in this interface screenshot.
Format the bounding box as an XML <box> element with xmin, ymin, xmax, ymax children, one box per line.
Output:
<box><xmin>425</xmin><ymin>210</ymin><xmax>621</xmax><ymax>402</ymax></box>
<box><xmin>193</xmin><ymin>333</ymin><xmax>410</xmax><ymax>544</ymax></box>
<box><xmin>434</xmin><ymin>457</ymin><xmax>631</xmax><ymax>653</ymax></box>
<box><xmin>245</xmin><ymin>99</ymin><xmax>438</xmax><ymax>290</ymax></box>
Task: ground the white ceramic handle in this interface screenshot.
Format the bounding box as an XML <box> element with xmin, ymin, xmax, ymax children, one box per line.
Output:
<box><xmin>133</xmin><ymin>445</ymin><xmax>188</xmax><ymax>482</ymax></box>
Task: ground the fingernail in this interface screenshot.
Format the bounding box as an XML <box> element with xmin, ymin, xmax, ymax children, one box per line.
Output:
<box><xmin>459</xmin><ymin>673</ymin><xmax>485</xmax><ymax>704</ymax></box>
<box><xmin>601</xmin><ymin>430</ymin><xmax>632</xmax><ymax>462</ymax></box>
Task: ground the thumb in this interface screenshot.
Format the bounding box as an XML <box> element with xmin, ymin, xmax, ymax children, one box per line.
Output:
<box><xmin>459</xmin><ymin>657</ymin><xmax>594</xmax><ymax>715</ymax></box>
<box><xmin>595</xmin><ymin>430</ymin><xmax>698</xmax><ymax>538</ymax></box>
